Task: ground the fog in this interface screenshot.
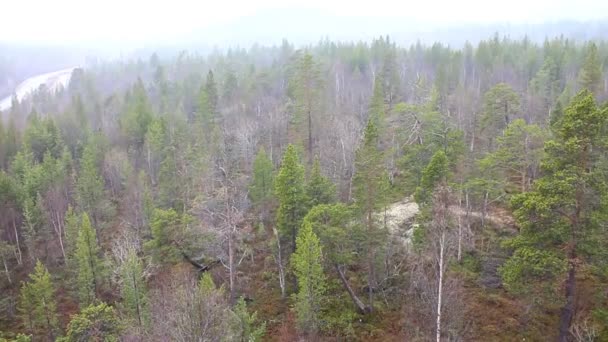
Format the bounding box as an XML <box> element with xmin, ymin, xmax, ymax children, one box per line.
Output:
<box><xmin>2</xmin><ymin>0</ymin><xmax>608</xmax><ymax>47</ymax></box>
<box><xmin>2</xmin><ymin>0</ymin><xmax>608</xmax><ymax>100</ymax></box>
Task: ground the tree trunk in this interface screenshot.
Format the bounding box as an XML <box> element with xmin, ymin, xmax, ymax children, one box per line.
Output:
<box><xmin>481</xmin><ymin>191</ymin><xmax>489</xmax><ymax>227</ymax></box>
<box><xmin>273</xmin><ymin>227</ymin><xmax>286</xmax><ymax>298</ymax></box>
<box><xmin>12</xmin><ymin>215</ymin><xmax>22</xmax><ymax>265</ymax></box>
<box><xmin>308</xmin><ymin>108</ymin><xmax>313</xmax><ymax>166</ymax></box>
<box><xmin>228</xmin><ymin>228</ymin><xmax>235</xmax><ymax>303</ymax></box>
<box><xmin>558</xmin><ymin>255</ymin><xmax>577</xmax><ymax>341</ymax></box>
<box><xmin>457</xmin><ymin>215</ymin><xmax>462</xmax><ymax>263</ymax></box>
<box><xmin>368</xmin><ymin>250</ymin><xmax>375</xmax><ymax>312</ymax></box>
<box><xmin>54</xmin><ymin>212</ymin><xmax>66</xmax><ymax>262</ymax></box>
<box><xmin>132</xmin><ymin>271</ymin><xmax>143</xmax><ymax>328</ymax></box>
<box><xmin>2</xmin><ymin>255</ymin><xmax>10</xmax><ymax>284</ymax></box>
<box><xmin>436</xmin><ymin>232</ymin><xmax>445</xmax><ymax>342</ymax></box>
<box><xmin>335</xmin><ymin>264</ymin><xmax>369</xmax><ymax>314</ymax></box>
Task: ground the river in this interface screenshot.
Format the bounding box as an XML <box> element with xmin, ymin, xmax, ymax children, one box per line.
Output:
<box><xmin>0</xmin><ymin>67</ymin><xmax>77</xmax><ymax>111</ymax></box>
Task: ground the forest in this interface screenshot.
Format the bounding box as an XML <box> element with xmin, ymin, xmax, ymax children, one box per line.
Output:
<box><xmin>0</xmin><ymin>35</ymin><xmax>608</xmax><ymax>341</ymax></box>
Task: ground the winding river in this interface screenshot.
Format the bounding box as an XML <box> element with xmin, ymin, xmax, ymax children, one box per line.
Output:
<box><xmin>0</xmin><ymin>67</ymin><xmax>77</xmax><ymax>111</ymax></box>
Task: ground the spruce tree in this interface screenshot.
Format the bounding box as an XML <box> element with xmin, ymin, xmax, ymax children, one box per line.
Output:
<box><xmin>369</xmin><ymin>75</ymin><xmax>386</xmax><ymax>130</ymax></box>
<box><xmin>75</xmin><ymin>213</ymin><xmax>103</xmax><ymax>307</ymax></box>
<box><xmin>291</xmin><ymin>221</ymin><xmax>326</xmax><ymax>334</ymax></box>
<box><xmin>18</xmin><ymin>261</ymin><xmax>58</xmax><ymax>340</ymax></box>
<box><xmin>275</xmin><ymin>145</ymin><xmax>307</xmax><ymax>253</ymax></box>
<box><xmin>76</xmin><ymin>139</ymin><xmax>104</xmax><ymax>229</ymax></box>
<box><xmin>414</xmin><ymin>150</ymin><xmax>449</xmax><ymax>205</ymax></box>
<box><xmin>352</xmin><ymin>119</ymin><xmax>387</xmax><ymax>312</ymax></box>
<box><xmin>145</xmin><ymin>208</ymin><xmax>192</xmax><ymax>263</ymax></box>
<box><xmin>119</xmin><ymin>249</ymin><xmax>150</xmax><ymax>329</ymax></box>
<box><xmin>578</xmin><ymin>42</ymin><xmax>603</xmax><ymax>95</ymax></box>
<box><xmin>306</xmin><ymin>157</ymin><xmax>336</xmax><ymax>208</ymax></box>
<box><xmin>232</xmin><ymin>297</ymin><xmax>266</xmax><ymax>342</ymax></box>
<box><xmin>249</xmin><ymin>148</ymin><xmax>275</xmax><ymax>209</ymax></box>
<box><xmin>64</xmin><ymin>206</ymin><xmax>80</xmax><ymax>264</ymax></box>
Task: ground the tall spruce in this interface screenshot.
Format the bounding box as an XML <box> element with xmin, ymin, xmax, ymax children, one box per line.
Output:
<box><xmin>578</xmin><ymin>42</ymin><xmax>603</xmax><ymax>95</ymax></box>
<box><xmin>119</xmin><ymin>249</ymin><xmax>150</xmax><ymax>329</ymax></box>
<box><xmin>249</xmin><ymin>148</ymin><xmax>275</xmax><ymax>209</ymax></box>
<box><xmin>352</xmin><ymin>119</ymin><xmax>387</xmax><ymax>312</ymax></box>
<box><xmin>75</xmin><ymin>213</ymin><xmax>103</xmax><ymax>307</ymax></box>
<box><xmin>275</xmin><ymin>145</ymin><xmax>308</xmax><ymax>253</ymax></box>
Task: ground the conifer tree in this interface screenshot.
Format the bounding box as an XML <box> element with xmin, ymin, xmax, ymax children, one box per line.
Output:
<box><xmin>275</xmin><ymin>145</ymin><xmax>308</xmax><ymax>253</ymax></box>
<box><xmin>480</xmin><ymin>83</ymin><xmax>520</xmax><ymax>151</ymax></box>
<box><xmin>205</xmin><ymin>70</ymin><xmax>219</xmax><ymax>123</ymax></box>
<box><xmin>232</xmin><ymin>297</ymin><xmax>266</xmax><ymax>342</ymax></box>
<box><xmin>75</xmin><ymin>213</ymin><xmax>103</xmax><ymax>307</ymax></box>
<box><xmin>501</xmin><ymin>90</ymin><xmax>608</xmax><ymax>341</ymax></box>
<box><xmin>578</xmin><ymin>42</ymin><xmax>603</xmax><ymax>95</ymax></box>
<box><xmin>369</xmin><ymin>75</ymin><xmax>386</xmax><ymax>130</ymax></box>
<box><xmin>306</xmin><ymin>157</ymin><xmax>336</xmax><ymax>208</ymax></box>
<box><xmin>289</xmin><ymin>53</ymin><xmax>323</xmax><ymax>165</ymax></box>
<box><xmin>18</xmin><ymin>261</ymin><xmax>58</xmax><ymax>340</ymax></box>
<box><xmin>414</xmin><ymin>150</ymin><xmax>449</xmax><ymax>205</ymax></box>
<box><xmin>249</xmin><ymin>148</ymin><xmax>275</xmax><ymax>209</ymax></box>
<box><xmin>122</xmin><ymin>78</ymin><xmax>152</xmax><ymax>149</ymax></box>
<box><xmin>145</xmin><ymin>208</ymin><xmax>193</xmax><ymax>263</ymax></box>
<box><xmin>291</xmin><ymin>222</ymin><xmax>326</xmax><ymax>334</ymax></box>
<box><xmin>58</xmin><ymin>303</ymin><xmax>121</xmax><ymax>342</ymax></box>
<box><xmin>76</xmin><ymin>139</ymin><xmax>105</xmax><ymax>228</ymax></box>
<box><xmin>119</xmin><ymin>249</ymin><xmax>150</xmax><ymax>329</ymax></box>
<box><xmin>352</xmin><ymin>119</ymin><xmax>387</xmax><ymax>312</ymax></box>
<box><xmin>64</xmin><ymin>206</ymin><xmax>80</xmax><ymax>264</ymax></box>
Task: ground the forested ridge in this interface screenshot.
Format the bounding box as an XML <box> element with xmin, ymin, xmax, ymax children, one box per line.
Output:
<box><xmin>1</xmin><ymin>35</ymin><xmax>608</xmax><ymax>341</ymax></box>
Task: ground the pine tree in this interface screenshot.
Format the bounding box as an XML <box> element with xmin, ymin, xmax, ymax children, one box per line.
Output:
<box><xmin>75</xmin><ymin>213</ymin><xmax>103</xmax><ymax>307</ymax></box>
<box><xmin>289</xmin><ymin>53</ymin><xmax>323</xmax><ymax>165</ymax></box>
<box><xmin>478</xmin><ymin>119</ymin><xmax>546</xmax><ymax>194</ymax></box>
<box><xmin>119</xmin><ymin>249</ymin><xmax>150</xmax><ymax>329</ymax></box>
<box><xmin>578</xmin><ymin>42</ymin><xmax>603</xmax><ymax>95</ymax></box>
<box><xmin>275</xmin><ymin>145</ymin><xmax>308</xmax><ymax>253</ymax></box>
<box><xmin>306</xmin><ymin>157</ymin><xmax>336</xmax><ymax>208</ymax></box>
<box><xmin>500</xmin><ymin>90</ymin><xmax>608</xmax><ymax>341</ymax></box>
<box><xmin>18</xmin><ymin>261</ymin><xmax>58</xmax><ymax>340</ymax></box>
<box><xmin>291</xmin><ymin>222</ymin><xmax>326</xmax><ymax>334</ymax></box>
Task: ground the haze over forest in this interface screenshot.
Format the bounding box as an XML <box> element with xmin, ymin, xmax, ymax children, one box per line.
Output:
<box><xmin>1</xmin><ymin>1</ymin><xmax>608</xmax><ymax>341</ymax></box>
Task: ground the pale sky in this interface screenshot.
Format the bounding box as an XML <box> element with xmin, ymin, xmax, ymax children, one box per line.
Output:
<box><xmin>2</xmin><ymin>0</ymin><xmax>608</xmax><ymax>44</ymax></box>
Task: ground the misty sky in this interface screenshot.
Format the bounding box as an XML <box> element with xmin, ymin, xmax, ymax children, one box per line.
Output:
<box><xmin>2</xmin><ymin>0</ymin><xmax>608</xmax><ymax>44</ymax></box>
